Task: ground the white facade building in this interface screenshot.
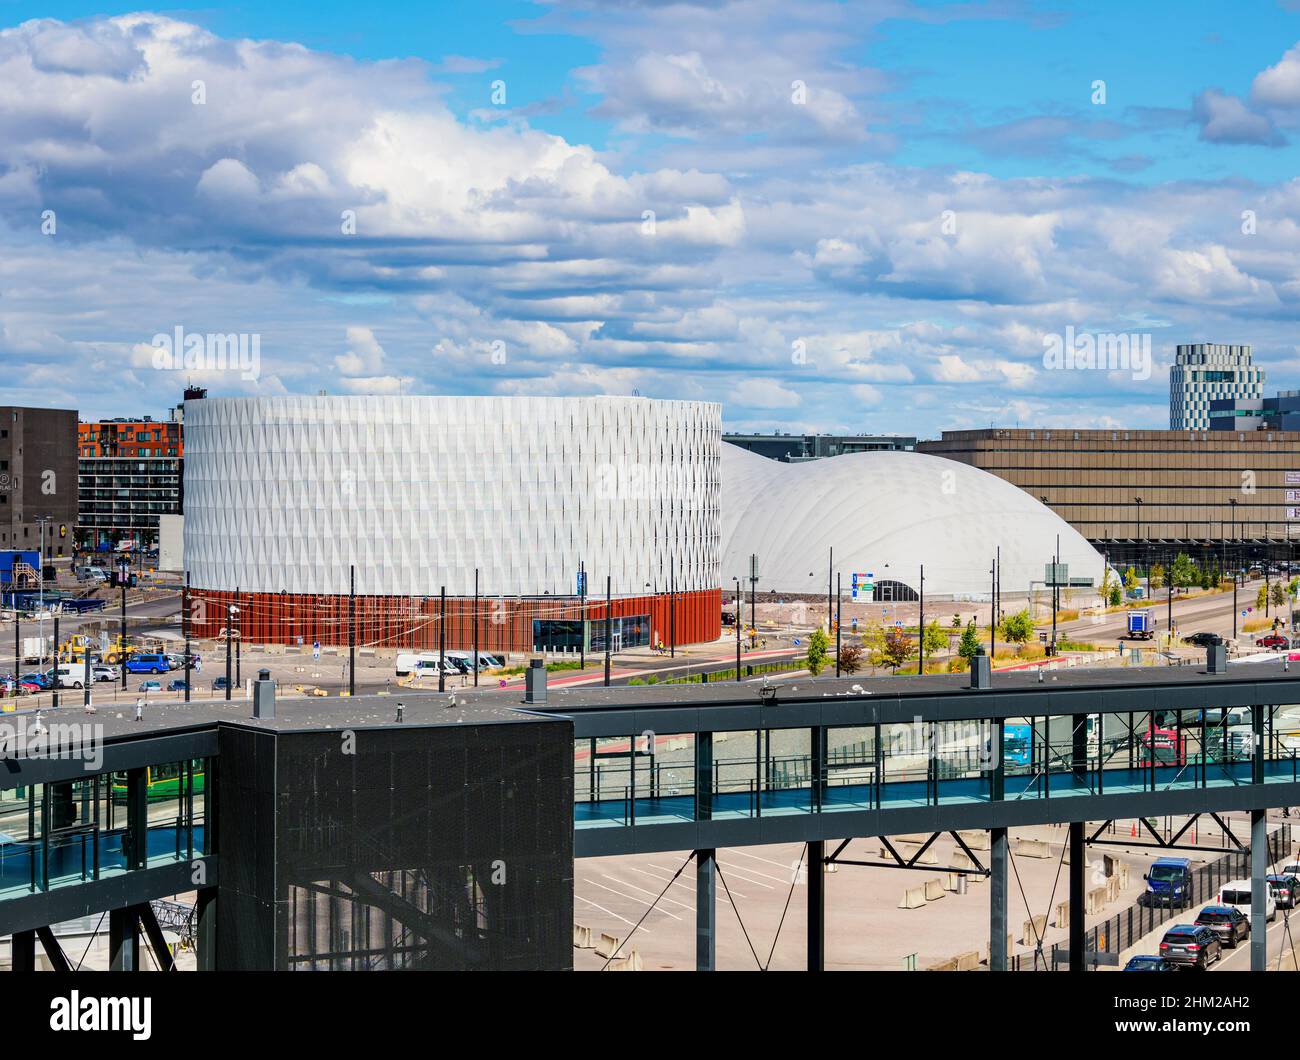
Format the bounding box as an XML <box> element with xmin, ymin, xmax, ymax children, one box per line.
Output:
<box><xmin>1170</xmin><ymin>344</ymin><xmax>1264</xmax><ymax>430</ymax></box>
<box><xmin>183</xmin><ymin>395</ymin><xmax>722</xmax><ymax>597</ymax></box>
<box><xmin>719</xmin><ymin>444</ymin><xmax>1106</xmax><ymax>598</ymax></box>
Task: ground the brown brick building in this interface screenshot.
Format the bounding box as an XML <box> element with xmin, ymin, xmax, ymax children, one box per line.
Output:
<box><xmin>917</xmin><ymin>428</ymin><xmax>1300</xmax><ymax>561</ymax></box>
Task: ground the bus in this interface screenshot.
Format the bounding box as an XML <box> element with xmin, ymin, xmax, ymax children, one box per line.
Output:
<box><xmin>1003</xmin><ymin>723</ymin><xmax>1032</xmax><ymax>768</ymax></box>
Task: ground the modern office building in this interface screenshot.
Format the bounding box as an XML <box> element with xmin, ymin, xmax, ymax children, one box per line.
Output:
<box><xmin>1170</xmin><ymin>343</ymin><xmax>1264</xmax><ymax>430</ymax></box>
<box><xmin>0</xmin><ymin>406</ymin><xmax>79</xmax><ymax>558</ymax></box>
<box><xmin>1210</xmin><ymin>391</ymin><xmax>1300</xmax><ymax>433</ymax></box>
<box><xmin>918</xmin><ymin>427</ymin><xmax>1300</xmax><ymax>561</ymax></box>
<box><xmin>722</xmin><ymin>432</ymin><xmax>915</xmax><ymax>462</ymax></box>
<box><xmin>77</xmin><ymin>407</ymin><xmax>184</xmax><ymax>551</ymax></box>
<box><xmin>720</xmin><ymin>443</ymin><xmax>1103</xmax><ymax>598</ymax></box>
<box><xmin>183</xmin><ymin>395</ymin><xmax>723</xmax><ymax>653</ymax></box>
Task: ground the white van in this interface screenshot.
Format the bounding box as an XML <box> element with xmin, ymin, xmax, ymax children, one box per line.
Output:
<box><xmin>52</xmin><ymin>666</ymin><xmax>86</xmax><ymax>689</ymax></box>
<box><xmin>447</xmin><ymin>651</ymin><xmax>506</xmax><ymax>672</ymax></box>
<box><xmin>395</xmin><ymin>653</ymin><xmax>458</xmax><ymax>679</ymax></box>
<box><xmin>1216</xmin><ymin>878</ymin><xmax>1277</xmax><ymax>923</ymax></box>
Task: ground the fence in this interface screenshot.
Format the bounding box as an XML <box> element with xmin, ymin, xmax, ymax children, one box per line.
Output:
<box><xmin>1014</xmin><ymin>822</ymin><xmax>1292</xmax><ymax>969</ymax></box>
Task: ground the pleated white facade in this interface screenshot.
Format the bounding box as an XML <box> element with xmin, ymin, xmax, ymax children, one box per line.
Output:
<box><xmin>183</xmin><ymin>396</ymin><xmax>722</xmax><ymax>596</ymax></box>
<box><xmin>719</xmin><ymin>443</ymin><xmax>1108</xmax><ymax>597</ymax></box>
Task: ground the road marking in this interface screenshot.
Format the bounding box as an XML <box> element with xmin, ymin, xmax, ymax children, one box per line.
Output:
<box><xmin>575</xmin><ymin>894</ymin><xmax>648</xmax><ymax>932</ymax></box>
<box><xmin>715</xmin><ymin>859</ymin><xmax>780</xmax><ymax>888</ymax></box>
<box><xmin>582</xmin><ymin>878</ymin><xmax>683</xmax><ymax>920</ymax></box>
<box><xmin>601</xmin><ymin>873</ymin><xmax>694</xmax><ymax>914</ymax></box>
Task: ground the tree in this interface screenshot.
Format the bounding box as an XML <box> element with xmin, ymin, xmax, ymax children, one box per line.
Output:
<box><xmin>837</xmin><ymin>643</ymin><xmax>864</xmax><ymax>675</ymax></box>
<box><xmin>957</xmin><ymin>619</ymin><xmax>982</xmax><ymax>662</ymax></box>
<box><xmin>951</xmin><ymin>613</ymin><xmax>962</xmax><ymax>629</ymax></box>
<box><xmin>1123</xmin><ymin>566</ymin><xmax>1139</xmax><ymax>592</ymax></box>
<box><xmin>999</xmin><ymin>608</ymin><xmax>1035</xmax><ymax>649</ymax></box>
<box><xmin>860</xmin><ymin>620</ymin><xmax>886</xmax><ymax>669</ymax></box>
<box><xmin>1108</xmin><ymin>583</ymin><xmax>1123</xmax><ymax>607</ymax></box>
<box><xmin>1170</xmin><ymin>552</ymin><xmax>1198</xmax><ymax>591</ymax></box>
<box><xmin>1149</xmin><ymin>563</ymin><xmax>1166</xmax><ymax>590</ymax></box>
<box><xmin>880</xmin><ymin>626</ymin><xmax>916</xmax><ymax>673</ymax></box>
<box><xmin>1272</xmin><ymin>582</ymin><xmax>1288</xmax><ymax>608</ymax></box>
<box><xmin>1257</xmin><ymin>584</ymin><xmax>1269</xmax><ymax>611</ymax></box>
<box><xmin>806</xmin><ymin>627</ymin><xmax>829</xmax><ymax>676</ymax></box>
<box><xmin>922</xmin><ymin>619</ymin><xmax>948</xmax><ymax>657</ymax></box>
<box><xmin>1100</xmin><ymin>566</ymin><xmax>1118</xmax><ymax>605</ymax></box>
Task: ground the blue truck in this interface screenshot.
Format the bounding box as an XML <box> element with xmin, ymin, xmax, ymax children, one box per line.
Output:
<box><xmin>1144</xmin><ymin>856</ymin><xmax>1193</xmax><ymax>908</ymax></box>
<box><xmin>1126</xmin><ymin>609</ymin><xmax>1155</xmax><ymax>640</ymax></box>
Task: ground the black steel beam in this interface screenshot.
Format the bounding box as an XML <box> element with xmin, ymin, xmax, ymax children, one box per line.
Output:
<box><xmin>11</xmin><ymin>930</ymin><xmax>35</xmax><ymax>972</ymax></box>
<box><xmin>35</xmin><ymin>926</ymin><xmax>72</xmax><ymax>973</ymax></box>
<box><xmin>990</xmin><ymin>827</ymin><xmax>1008</xmax><ymax>972</ymax></box>
<box><xmin>138</xmin><ymin>903</ymin><xmax>177</xmax><ymax>972</ymax></box>
<box><xmin>808</xmin><ymin>839</ymin><xmax>824</xmax><ymax>972</ymax></box>
<box><xmin>1068</xmin><ymin>822</ymin><xmax>1084</xmax><ymax>973</ymax></box>
<box><xmin>109</xmin><ymin>906</ymin><xmax>138</xmax><ymax>972</ymax></box>
<box><xmin>696</xmin><ymin>849</ymin><xmax>715</xmax><ymax>972</ymax></box>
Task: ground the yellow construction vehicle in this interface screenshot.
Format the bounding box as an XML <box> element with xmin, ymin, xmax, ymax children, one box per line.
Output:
<box><xmin>58</xmin><ymin>634</ymin><xmax>141</xmax><ymax>664</ymax></box>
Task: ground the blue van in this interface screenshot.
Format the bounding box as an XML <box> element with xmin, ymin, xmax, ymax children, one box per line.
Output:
<box><xmin>125</xmin><ymin>653</ymin><xmax>171</xmax><ymax>675</ymax></box>
<box><xmin>1144</xmin><ymin>857</ymin><xmax>1193</xmax><ymax>908</ymax></box>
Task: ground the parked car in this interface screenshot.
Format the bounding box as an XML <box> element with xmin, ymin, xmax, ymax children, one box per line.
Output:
<box><xmin>212</xmin><ymin>676</ymin><xmax>230</xmax><ymax>691</ymax></box>
<box><xmin>1122</xmin><ymin>955</ymin><xmax>1176</xmax><ymax>971</ymax></box>
<box><xmin>1159</xmin><ymin>924</ymin><xmax>1222</xmax><ymax>968</ymax></box>
<box><xmin>167</xmin><ymin>679</ymin><xmax>189</xmax><ymax>692</ymax></box>
<box><xmin>19</xmin><ymin>673</ymin><xmax>52</xmax><ymax>690</ymax></box>
<box><xmin>16</xmin><ymin>681</ymin><xmax>41</xmax><ymax>695</ymax></box>
<box><xmin>1267</xmin><ymin>873</ymin><xmax>1300</xmax><ymax>909</ymax></box>
<box><xmin>138</xmin><ymin>680</ymin><xmax>162</xmax><ymax>692</ymax></box>
<box><xmin>1194</xmin><ymin>905</ymin><xmax>1251</xmax><ymax>948</ymax></box>
<box><xmin>125</xmin><ymin>653</ymin><xmax>171</xmax><ymax>675</ymax></box>
<box><xmin>91</xmin><ymin>664</ymin><xmax>118</xmax><ymax>683</ymax></box>
<box><xmin>1256</xmin><ymin>633</ymin><xmax>1291</xmax><ymax>649</ymax></box>
<box><xmin>1183</xmin><ymin>632</ymin><xmax>1223</xmax><ymax>648</ymax></box>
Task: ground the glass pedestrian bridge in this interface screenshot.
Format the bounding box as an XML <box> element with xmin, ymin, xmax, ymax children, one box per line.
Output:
<box><xmin>550</xmin><ymin>667</ymin><xmax>1300</xmax><ymax>842</ymax></box>
<box><xmin>0</xmin><ymin>759</ymin><xmax>209</xmax><ymax>901</ymax></box>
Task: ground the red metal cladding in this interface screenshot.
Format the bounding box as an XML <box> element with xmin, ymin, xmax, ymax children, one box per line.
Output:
<box><xmin>188</xmin><ymin>587</ymin><xmax>722</xmax><ymax>653</ymax></box>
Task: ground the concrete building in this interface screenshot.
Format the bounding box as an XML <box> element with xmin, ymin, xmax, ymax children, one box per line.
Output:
<box><xmin>182</xmin><ymin>395</ymin><xmax>722</xmax><ymax>653</ymax></box>
<box><xmin>0</xmin><ymin>406</ymin><xmax>78</xmax><ymax>559</ymax></box>
<box><xmin>1170</xmin><ymin>343</ymin><xmax>1264</xmax><ymax>430</ymax></box>
<box><xmin>722</xmin><ymin>432</ymin><xmax>915</xmax><ymax>462</ymax></box>
<box><xmin>917</xmin><ymin>427</ymin><xmax>1300</xmax><ymax>560</ymax></box>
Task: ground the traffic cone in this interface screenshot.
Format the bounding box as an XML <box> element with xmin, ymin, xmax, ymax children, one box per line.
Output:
<box><xmin>1130</xmin><ymin>820</ymin><xmax>1137</xmax><ymax>837</ymax></box>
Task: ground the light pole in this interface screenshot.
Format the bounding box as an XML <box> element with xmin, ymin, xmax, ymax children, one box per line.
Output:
<box><xmin>917</xmin><ymin>565</ymin><xmax>924</xmax><ymax>675</ymax></box>
<box><xmin>225</xmin><ymin>601</ymin><xmax>238</xmax><ymax>701</ymax></box>
<box><xmin>118</xmin><ymin>556</ymin><xmax>129</xmax><ymax>690</ymax></box>
<box><xmin>734</xmin><ymin>577</ymin><xmax>742</xmax><ymax>682</ymax></box>
<box><xmin>836</xmin><ymin>572</ymin><xmax>843</xmax><ymax>677</ymax></box>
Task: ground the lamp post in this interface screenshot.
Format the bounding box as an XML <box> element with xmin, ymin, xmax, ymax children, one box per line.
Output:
<box><xmin>225</xmin><ymin>601</ymin><xmax>238</xmax><ymax>701</ymax></box>
<box><xmin>1134</xmin><ymin>496</ymin><xmax>1143</xmax><ymax>565</ymax></box>
<box><xmin>917</xmin><ymin>565</ymin><xmax>924</xmax><ymax>675</ymax></box>
<box><xmin>836</xmin><ymin>572</ymin><xmax>843</xmax><ymax>677</ymax></box>
<box><xmin>735</xmin><ymin>577</ymin><xmax>742</xmax><ymax>682</ymax></box>
<box><xmin>118</xmin><ymin>556</ymin><xmax>129</xmax><ymax>690</ymax></box>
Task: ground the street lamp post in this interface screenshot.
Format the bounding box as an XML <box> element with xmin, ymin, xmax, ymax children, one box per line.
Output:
<box><xmin>836</xmin><ymin>572</ymin><xmax>842</xmax><ymax>678</ymax></box>
<box><xmin>225</xmin><ymin>601</ymin><xmax>237</xmax><ymax>701</ymax></box>
<box><xmin>118</xmin><ymin>556</ymin><xmax>129</xmax><ymax>690</ymax></box>
<box><xmin>917</xmin><ymin>565</ymin><xmax>924</xmax><ymax>675</ymax></box>
<box><xmin>734</xmin><ymin>577</ymin><xmax>742</xmax><ymax>682</ymax></box>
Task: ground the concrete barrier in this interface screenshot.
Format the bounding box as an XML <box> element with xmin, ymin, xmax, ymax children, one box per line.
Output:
<box><xmin>1119</xmin><ymin>863</ymin><xmax>1130</xmax><ymax>890</ymax></box>
<box><xmin>887</xmin><ymin>843</ymin><xmax>938</xmax><ymax>865</ymax></box>
<box><xmin>899</xmin><ymin>886</ymin><xmax>927</xmax><ymax>909</ymax></box>
<box><xmin>945</xmin><ymin>872</ymin><xmax>963</xmax><ymax>892</ymax></box>
<box><xmin>958</xmin><ymin>830</ymin><xmax>991</xmax><ymax>851</ymax></box>
<box><xmin>595</xmin><ymin>932</ymin><xmax>621</xmax><ymax>958</ymax></box>
<box><xmin>608</xmin><ymin>950</ymin><xmax>643</xmax><ymax>971</ymax></box>
<box><xmin>1103</xmin><ymin>853</ymin><xmax>1119</xmax><ymax>877</ymax></box>
<box><xmin>1022</xmin><ymin>915</ymin><xmax>1047</xmax><ymax>946</ymax></box>
<box><xmin>1054</xmin><ymin>901</ymin><xmax>1069</xmax><ymax>929</ymax></box>
<box><xmin>954</xmin><ymin>950</ymin><xmax>980</xmax><ymax>971</ymax></box>
<box><xmin>897</xmin><ymin>833</ymin><xmax>934</xmax><ymax>845</ymax></box>
<box><xmin>1105</xmin><ymin>875</ymin><xmax>1120</xmax><ymax>903</ymax></box>
<box><xmin>1086</xmin><ymin>886</ymin><xmax>1107</xmax><ymax>915</ymax></box>
<box><xmin>573</xmin><ymin>924</ymin><xmax>593</xmax><ymax>949</ymax></box>
<box><xmin>1016</xmin><ymin>838</ymin><xmax>1052</xmax><ymax>858</ymax></box>
<box><xmin>984</xmin><ymin>933</ymin><xmax>1015</xmax><ymax>964</ymax></box>
<box><xmin>924</xmin><ymin>878</ymin><xmax>946</xmax><ymax>901</ymax></box>
<box><xmin>265</xmin><ymin>644</ymin><xmax>285</xmax><ymax>656</ymax></box>
<box><xmin>925</xmin><ymin>957</ymin><xmax>959</xmax><ymax>971</ymax></box>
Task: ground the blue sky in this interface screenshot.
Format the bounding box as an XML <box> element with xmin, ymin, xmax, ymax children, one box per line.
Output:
<box><xmin>1</xmin><ymin>0</ymin><xmax>1299</xmax><ymax>434</ymax></box>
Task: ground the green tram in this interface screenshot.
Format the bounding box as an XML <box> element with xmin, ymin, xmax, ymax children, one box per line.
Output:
<box><xmin>111</xmin><ymin>761</ymin><xmax>206</xmax><ymax>802</ymax></box>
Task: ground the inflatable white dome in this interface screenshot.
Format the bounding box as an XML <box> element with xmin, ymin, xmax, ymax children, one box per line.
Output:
<box><xmin>720</xmin><ymin>443</ymin><xmax>1106</xmax><ymax>598</ymax></box>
